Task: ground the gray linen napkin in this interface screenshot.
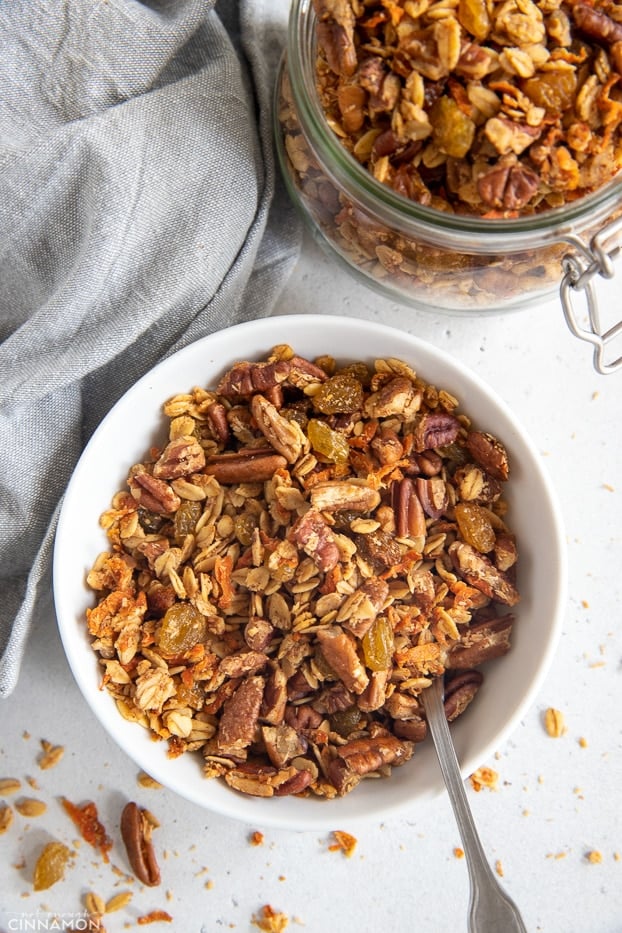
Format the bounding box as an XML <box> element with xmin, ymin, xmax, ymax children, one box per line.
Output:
<box><xmin>0</xmin><ymin>0</ymin><xmax>301</xmax><ymax>696</ymax></box>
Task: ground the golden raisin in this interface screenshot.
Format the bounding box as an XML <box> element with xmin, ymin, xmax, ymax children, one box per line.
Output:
<box><xmin>458</xmin><ymin>0</ymin><xmax>490</xmax><ymax>39</ymax></box>
<box><xmin>307</xmin><ymin>418</ymin><xmax>350</xmax><ymax>463</ymax></box>
<box><xmin>234</xmin><ymin>511</ymin><xmax>258</xmax><ymax>546</ymax></box>
<box><xmin>362</xmin><ymin>616</ymin><xmax>394</xmax><ymax>671</ymax></box>
<box><xmin>156</xmin><ymin>602</ymin><xmax>207</xmax><ymax>654</ymax></box>
<box><xmin>174</xmin><ymin>500</ymin><xmax>203</xmax><ymax>540</ymax></box>
<box><xmin>431</xmin><ymin>96</ymin><xmax>475</xmax><ymax>158</ymax></box>
<box><xmin>455</xmin><ymin>502</ymin><xmax>496</xmax><ymax>553</ymax></box>
<box><xmin>33</xmin><ymin>841</ymin><xmax>72</xmax><ymax>891</ymax></box>
<box><xmin>522</xmin><ymin>70</ymin><xmax>577</xmax><ymax>113</ymax></box>
<box><xmin>312</xmin><ymin>372</ymin><xmax>364</xmax><ymax>414</ymax></box>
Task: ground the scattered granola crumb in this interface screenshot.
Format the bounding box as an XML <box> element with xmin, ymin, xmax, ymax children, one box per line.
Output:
<box><xmin>250</xmin><ymin>830</ymin><xmax>265</xmax><ymax>846</ymax></box>
<box><xmin>544</xmin><ymin>708</ymin><xmax>566</xmax><ymax>738</ymax></box>
<box><xmin>614</xmin><ymin>852</ymin><xmax>621</xmax><ymax>862</ymax></box>
<box><xmin>105</xmin><ymin>891</ymin><xmax>133</xmax><ymax>913</ymax></box>
<box><xmin>15</xmin><ymin>797</ymin><xmax>47</xmax><ymax>818</ymax></box>
<box><xmin>453</xmin><ymin>847</ymin><xmax>465</xmax><ymax>859</ymax></box>
<box><xmin>586</xmin><ymin>850</ymin><xmax>603</xmax><ymax>864</ymax></box>
<box><xmin>278</xmin><ymin>875</ymin><xmax>286</xmax><ymax>882</ymax></box>
<box><xmin>469</xmin><ymin>767</ymin><xmax>499</xmax><ymax>792</ymax></box>
<box><xmin>137</xmin><ymin>771</ymin><xmax>163</xmax><ymax>790</ymax></box>
<box><xmin>578</xmin><ymin>737</ymin><xmax>588</xmax><ymax>748</ymax></box>
<box><xmin>205</xmin><ymin>879</ymin><xmax>215</xmax><ymax>890</ymax></box>
<box><xmin>328</xmin><ymin>830</ymin><xmax>358</xmax><ymax>857</ymax></box>
<box><xmin>537</xmin><ymin>774</ymin><xmax>545</xmax><ymax>784</ymax></box>
<box><xmin>23</xmin><ymin>730</ymin><xmax>31</xmax><ymax>739</ymax></box>
<box><xmin>136</xmin><ymin>910</ymin><xmax>173</xmax><ymax>924</ymax></box>
<box><xmin>84</xmin><ymin>890</ymin><xmax>105</xmax><ymax>918</ymax></box>
<box><xmin>495</xmin><ymin>859</ymin><xmax>504</xmax><ymax>877</ymax></box>
<box><xmin>0</xmin><ymin>803</ymin><xmax>14</xmax><ymax>834</ymax></box>
<box><xmin>546</xmin><ymin>851</ymin><xmax>567</xmax><ymax>860</ymax></box>
<box><xmin>165</xmin><ymin>890</ymin><xmax>174</xmax><ymax>902</ymax></box>
<box><xmin>602</xmin><ymin>483</ymin><xmax>615</xmax><ymax>492</ymax></box>
<box><xmin>252</xmin><ymin>905</ymin><xmax>289</xmax><ymax>932</ymax></box>
<box><xmin>522</xmin><ymin>810</ymin><xmax>530</xmax><ymax>817</ymax></box>
<box><xmin>0</xmin><ymin>777</ymin><xmax>22</xmax><ymax>795</ymax></box>
<box><xmin>38</xmin><ymin>739</ymin><xmax>65</xmax><ymax>770</ymax></box>
<box><xmin>25</xmin><ymin>775</ymin><xmax>41</xmax><ymax>790</ymax></box>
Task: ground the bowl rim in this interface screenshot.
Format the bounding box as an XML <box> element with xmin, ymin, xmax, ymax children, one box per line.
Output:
<box><xmin>52</xmin><ymin>314</ymin><xmax>567</xmax><ymax>830</ymax></box>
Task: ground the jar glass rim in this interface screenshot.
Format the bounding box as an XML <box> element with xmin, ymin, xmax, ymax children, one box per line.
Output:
<box><xmin>287</xmin><ymin>0</ymin><xmax>622</xmax><ymax>240</ymax></box>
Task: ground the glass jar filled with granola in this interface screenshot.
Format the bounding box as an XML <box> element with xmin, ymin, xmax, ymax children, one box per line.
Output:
<box><xmin>275</xmin><ymin>0</ymin><xmax>622</xmax><ymax>372</ymax></box>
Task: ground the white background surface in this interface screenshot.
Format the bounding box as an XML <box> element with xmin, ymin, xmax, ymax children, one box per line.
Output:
<box><xmin>1</xmin><ymin>229</ymin><xmax>621</xmax><ymax>932</ymax></box>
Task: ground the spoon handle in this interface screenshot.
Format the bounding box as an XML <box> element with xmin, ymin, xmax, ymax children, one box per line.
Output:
<box><xmin>422</xmin><ymin>678</ymin><xmax>528</xmax><ymax>933</ymax></box>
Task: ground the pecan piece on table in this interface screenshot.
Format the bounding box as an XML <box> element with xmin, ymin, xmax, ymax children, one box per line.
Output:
<box><xmin>120</xmin><ymin>801</ymin><xmax>161</xmax><ymax>887</ymax></box>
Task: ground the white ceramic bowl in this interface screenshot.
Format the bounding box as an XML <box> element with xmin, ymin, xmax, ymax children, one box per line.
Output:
<box><xmin>53</xmin><ymin>314</ymin><xmax>566</xmax><ymax>831</ymax></box>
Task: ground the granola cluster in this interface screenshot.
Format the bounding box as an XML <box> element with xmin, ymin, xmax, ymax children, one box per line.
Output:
<box><xmin>85</xmin><ymin>346</ymin><xmax>520</xmax><ymax>799</ymax></box>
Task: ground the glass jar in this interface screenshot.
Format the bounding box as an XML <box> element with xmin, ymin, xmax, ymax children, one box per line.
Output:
<box><xmin>274</xmin><ymin>0</ymin><xmax>622</xmax><ymax>373</ymax></box>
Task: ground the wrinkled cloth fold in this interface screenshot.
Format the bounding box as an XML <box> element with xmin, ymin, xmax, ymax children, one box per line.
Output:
<box><xmin>0</xmin><ymin>0</ymin><xmax>301</xmax><ymax>696</ymax></box>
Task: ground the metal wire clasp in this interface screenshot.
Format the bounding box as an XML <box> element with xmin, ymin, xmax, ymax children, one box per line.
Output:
<box><xmin>560</xmin><ymin>214</ymin><xmax>622</xmax><ymax>374</ymax></box>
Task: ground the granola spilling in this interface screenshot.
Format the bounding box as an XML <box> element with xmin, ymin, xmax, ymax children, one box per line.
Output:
<box><xmin>312</xmin><ymin>0</ymin><xmax>622</xmax><ymax>216</ymax></box>
<box><xmin>85</xmin><ymin>346</ymin><xmax>520</xmax><ymax>799</ymax></box>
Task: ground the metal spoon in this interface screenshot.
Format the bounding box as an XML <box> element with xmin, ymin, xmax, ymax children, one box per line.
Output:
<box><xmin>421</xmin><ymin>676</ymin><xmax>528</xmax><ymax>933</ymax></box>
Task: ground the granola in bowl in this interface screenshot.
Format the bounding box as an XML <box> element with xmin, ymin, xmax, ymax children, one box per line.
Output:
<box><xmin>53</xmin><ymin>316</ymin><xmax>565</xmax><ymax>829</ymax></box>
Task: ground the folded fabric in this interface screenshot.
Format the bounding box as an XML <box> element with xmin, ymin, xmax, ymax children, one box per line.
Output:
<box><xmin>0</xmin><ymin>0</ymin><xmax>301</xmax><ymax>696</ymax></box>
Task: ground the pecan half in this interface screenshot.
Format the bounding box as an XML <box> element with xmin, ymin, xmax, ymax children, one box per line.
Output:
<box><xmin>449</xmin><ymin>541</ymin><xmax>520</xmax><ymax>606</ymax></box>
<box><xmin>250</xmin><ymin>394</ymin><xmax>305</xmax><ymax>463</ymax></box>
<box><xmin>206</xmin><ymin>401</ymin><xmax>230</xmax><ymax>445</ymax></box>
<box><xmin>477</xmin><ymin>159</ymin><xmax>539</xmax><ymax>212</ymax></box>
<box><xmin>336</xmin><ymin>577</ymin><xmax>389</xmax><ymax>637</ymax></box>
<box><xmin>327</xmin><ymin>733</ymin><xmax>414</xmax><ymax>795</ymax></box>
<box><xmin>443</xmin><ymin>670</ymin><xmax>484</xmax><ymax>721</ymax></box>
<box><xmin>416</xmin><ymin>476</ymin><xmax>448</xmax><ymax>520</ymax></box>
<box><xmin>217</xmin><ymin>675</ymin><xmax>265</xmax><ymax>756</ymax></box>
<box><xmin>310</xmin><ymin>480</ymin><xmax>380</xmax><ymax>512</ymax></box>
<box><xmin>204</xmin><ymin>449</ymin><xmax>287</xmax><ymax>483</ymax></box>
<box><xmin>127</xmin><ymin>468</ymin><xmax>181</xmax><ymax>514</ymax></box>
<box><xmin>316</xmin><ymin>626</ymin><xmax>369</xmax><ymax>695</ymax></box>
<box><xmin>412</xmin><ymin>413</ymin><xmax>460</xmax><ymax>451</ymax></box>
<box><xmin>152</xmin><ymin>435</ymin><xmax>206</xmax><ymax>480</ymax></box>
<box><xmin>364</xmin><ymin>376</ymin><xmax>422</xmax><ymax>420</ymax></box>
<box><xmin>392</xmin><ymin>477</ymin><xmax>426</xmax><ymax>540</ymax></box>
<box><xmin>447</xmin><ymin>615</ymin><xmax>514</xmax><ymax>669</ymax></box>
<box><xmin>572</xmin><ymin>3</ymin><xmax>622</xmax><ymax>45</ymax></box>
<box><xmin>120</xmin><ymin>802</ymin><xmax>161</xmax><ymax>887</ymax></box>
<box><xmin>216</xmin><ymin>359</ymin><xmax>291</xmax><ymax>397</ymax></box>
<box><xmin>290</xmin><ymin>508</ymin><xmax>340</xmax><ymax>572</ymax></box>
<box><xmin>465</xmin><ymin>431</ymin><xmax>510</xmax><ymax>481</ymax></box>
<box><xmin>313</xmin><ymin>0</ymin><xmax>357</xmax><ymax>76</ymax></box>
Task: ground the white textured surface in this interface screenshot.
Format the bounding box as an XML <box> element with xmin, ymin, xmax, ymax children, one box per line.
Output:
<box><xmin>1</xmin><ymin>231</ymin><xmax>621</xmax><ymax>932</ymax></box>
